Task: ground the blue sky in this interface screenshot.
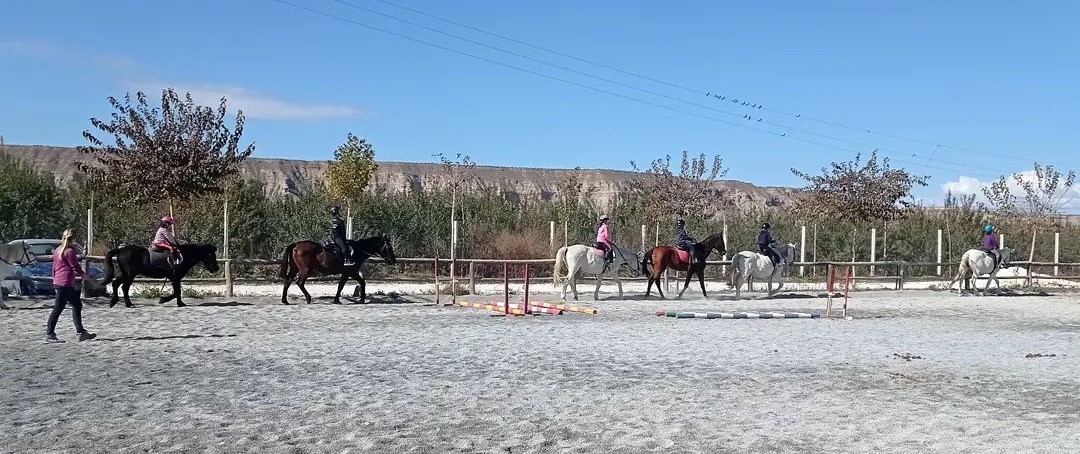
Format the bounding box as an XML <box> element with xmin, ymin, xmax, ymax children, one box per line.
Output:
<box><xmin>2</xmin><ymin>0</ymin><xmax>1078</xmax><ymax>205</ymax></box>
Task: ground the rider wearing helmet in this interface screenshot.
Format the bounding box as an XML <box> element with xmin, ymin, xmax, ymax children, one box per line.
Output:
<box><xmin>757</xmin><ymin>222</ymin><xmax>780</xmax><ymax>267</ymax></box>
<box><xmin>595</xmin><ymin>214</ymin><xmax>614</xmax><ymax>269</ymax></box>
<box><xmin>981</xmin><ymin>224</ymin><xmax>1000</xmax><ymax>268</ymax></box>
<box><xmin>330</xmin><ymin>205</ymin><xmax>352</xmax><ymax>266</ymax></box>
<box><xmin>151</xmin><ymin>215</ymin><xmax>181</xmax><ymax>265</ymax></box>
<box><xmin>674</xmin><ymin>219</ymin><xmax>701</xmax><ymax>265</ymax></box>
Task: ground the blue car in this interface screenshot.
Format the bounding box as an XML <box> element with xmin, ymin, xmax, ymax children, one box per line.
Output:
<box><xmin>8</xmin><ymin>239</ymin><xmax>105</xmax><ymax>296</ymax></box>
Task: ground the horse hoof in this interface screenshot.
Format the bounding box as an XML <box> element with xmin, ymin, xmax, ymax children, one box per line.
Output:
<box><xmin>177</xmin><ymin>302</ymin><xmax>186</xmax><ymax>307</ymax></box>
<box><xmin>126</xmin><ymin>303</ymin><xmax>135</xmax><ymax>308</ymax></box>
<box><xmin>281</xmin><ymin>301</ymin><xmax>292</xmax><ymax>305</ymax></box>
<box><xmin>109</xmin><ymin>300</ymin><xmax>117</xmax><ymax>308</ymax></box>
<box><xmin>333</xmin><ymin>300</ymin><xmax>342</xmax><ymax>305</ymax></box>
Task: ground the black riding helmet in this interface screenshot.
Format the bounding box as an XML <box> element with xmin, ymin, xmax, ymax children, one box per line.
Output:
<box><xmin>762</xmin><ymin>222</ymin><xmax>771</xmax><ymax>230</ymax></box>
<box><xmin>676</xmin><ymin>219</ymin><xmax>685</xmax><ymax>226</ymax></box>
<box><xmin>331</xmin><ymin>205</ymin><xmax>341</xmax><ymax>216</ymax></box>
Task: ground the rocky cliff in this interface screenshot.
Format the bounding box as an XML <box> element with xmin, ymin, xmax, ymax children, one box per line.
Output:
<box><xmin>1</xmin><ymin>144</ymin><xmax>800</xmax><ymax>211</ymax></box>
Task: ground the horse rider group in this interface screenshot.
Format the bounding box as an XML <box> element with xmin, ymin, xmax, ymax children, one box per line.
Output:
<box><xmin>676</xmin><ymin>218</ymin><xmax>781</xmax><ymax>267</ymax></box>
<box><xmin>145</xmin><ymin>205</ymin><xmax>362</xmax><ymax>269</ymax></box>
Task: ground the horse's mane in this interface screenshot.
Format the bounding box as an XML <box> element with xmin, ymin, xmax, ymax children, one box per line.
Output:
<box><xmin>698</xmin><ymin>233</ymin><xmax>725</xmax><ymax>246</ymax></box>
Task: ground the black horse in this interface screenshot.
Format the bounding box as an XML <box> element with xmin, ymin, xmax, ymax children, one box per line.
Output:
<box><xmin>279</xmin><ymin>234</ymin><xmax>397</xmax><ymax>305</ymax></box>
<box><xmin>101</xmin><ymin>243</ymin><xmax>220</xmax><ymax>308</ymax></box>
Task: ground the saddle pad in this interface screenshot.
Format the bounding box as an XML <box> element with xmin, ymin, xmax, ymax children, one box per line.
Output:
<box><xmin>148</xmin><ymin>251</ymin><xmax>173</xmax><ymax>268</ymax></box>
<box><xmin>676</xmin><ymin>249</ymin><xmax>689</xmax><ymax>264</ymax></box>
<box><xmin>592</xmin><ymin>247</ymin><xmax>605</xmax><ymax>257</ymax></box>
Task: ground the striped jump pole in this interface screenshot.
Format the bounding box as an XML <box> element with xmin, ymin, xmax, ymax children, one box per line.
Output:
<box><xmin>528</xmin><ymin>301</ymin><xmax>597</xmax><ymax>314</ymax></box>
<box><xmin>497</xmin><ymin>306</ymin><xmax>563</xmax><ymax>316</ymax></box>
<box><xmin>655</xmin><ymin>310</ymin><xmax>820</xmax><ymax>319</ymax></box>
<box><xmin>457</xmin><ymin>302</ymin><xmax>563</xmax><ymax>315</ymax></box>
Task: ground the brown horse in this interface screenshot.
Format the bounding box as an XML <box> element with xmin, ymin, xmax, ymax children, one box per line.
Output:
<box><xmin>641</xmin><ymin>233</ymin><xmax>726</xmax><ymax>299</ymax></box>
<box><xmin>279</xmin><ymin>234</ymin><xmax>397</xmax><ymax>305</ymax></box>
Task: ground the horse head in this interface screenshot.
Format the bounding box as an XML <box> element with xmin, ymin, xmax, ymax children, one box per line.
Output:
<box><xmin>699</xmin><ymin>233</ymin><xmax>727</xmax><ymax>256</ymax></box>
<box><xmin>780</xmin><ymin>242</ymin><xmax>798</xmax><ymax>265</ymax></box>
<box><xmin>179</xmin><ymin>243</ymin><xmax>220</xmax><ymax>274</ymax></box>
<box><xmin>998</xmin><ymin>247</ymin><xmax>1013</xmax><ymax>267</ymax></box>
<box><xmin>614</xmin><ymin>246</ymin><xmax>640</xmax><ymax>273</ymax></box>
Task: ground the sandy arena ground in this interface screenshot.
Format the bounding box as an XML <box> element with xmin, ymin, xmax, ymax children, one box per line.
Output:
<box><xmin>2</xmin><ymin>284</ymin><xmax>1079</xmax><ymax>453</ymax></box>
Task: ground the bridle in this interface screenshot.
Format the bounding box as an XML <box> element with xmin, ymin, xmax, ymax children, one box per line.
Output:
<box><xmin>0</xmin><ymin>242</ymin><xmax>37</xmax><ymax>267</ymax></box>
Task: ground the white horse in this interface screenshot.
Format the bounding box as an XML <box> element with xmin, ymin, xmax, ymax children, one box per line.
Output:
<box><xmin>553</xmin><ymin>244</ymin><xmax>640</xmax><ymax>301</ymax></box>
<box><xmin>0</xmin><ymin>241</ymin><xmax>38</xmax><ymax>309</ymax></box>
<box><xmin>948</xmin><ymin>247</ymin><xmax>1014</xmax><ymax>296</ymax></box>
<box><xmin>730</xmin><ymin>243</ymin><xmax>798</xmax><ymax>299</ymax></box>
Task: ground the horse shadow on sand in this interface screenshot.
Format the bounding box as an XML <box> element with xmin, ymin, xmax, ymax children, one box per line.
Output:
<box><xmin>300</xmin><ymin>290</ymin><xmax>418</xmax><ymax>305</ymax></box>
<box><xmin>95</xmin><ymin>333</ymin><xmax>238</xmax><ymax>342</ymax></box>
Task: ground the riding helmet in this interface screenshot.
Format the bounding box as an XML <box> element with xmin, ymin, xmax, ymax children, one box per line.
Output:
<box><xmin>161</xmin><ymin>215</ymin><xmax>175</xmax><ymax>225</ymax></box>
<box><xmin>598</xmin><ymin>214</ymin><xmax>609</xmax><ymax>222</ymax></box>
<box><xmin>676</xmin><ymin>219</ymin><xmax>685</xmax><ymax>226</ymax></box>
<box><xmin>762</xmin><ymin>222</ymin><xmax>771</xmax><ymax>230</ymax></box>
<box><xmin>331</xmin><ymin>205</ymin><xmax>340</xmax><ymax>216</ymax></box>
<box><xmin>984</xmin><ymin>224</ymin><xmax>993</xmax><ymax>234</ymax></box>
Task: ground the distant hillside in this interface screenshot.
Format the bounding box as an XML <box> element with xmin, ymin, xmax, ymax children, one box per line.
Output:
<box><xmin>1</xmin><ymin>144</ymin><xmax>801</xmax><ymax>211</ymax></box>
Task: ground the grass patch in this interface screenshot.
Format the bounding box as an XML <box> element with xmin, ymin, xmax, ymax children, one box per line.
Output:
<box><xmin>131</xmin><ymin>286</ymin><xmax>223</xmax><ymax>299</ymax></box>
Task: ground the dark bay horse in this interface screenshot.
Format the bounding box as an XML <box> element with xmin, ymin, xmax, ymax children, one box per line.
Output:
<box><xmin>279</xmin><ymin>234</ymin><xmax>397</xmax><ymax>305</ymax></box>
<box><xmin>102</xmin><ymin>243</ymin><xmax>220</xmax><ymax>307</ymax></box>
<box><xmin>641</xmin><ymin>233</ymin><xmax>726</xmax><ymax>299</ymax></box>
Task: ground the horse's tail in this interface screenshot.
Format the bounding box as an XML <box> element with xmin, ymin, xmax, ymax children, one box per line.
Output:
<box><xmin>553</xmin><ymin>246</ymin><xmax>568</xmax><ymax>285</ymax></box>
<box><xmin>728</xmin><ymin>253</ymin><xmax>742</xmax><ymax>288</ymax></box>
<box><xmin>278</xmin><ymin>243</ymin><xmax>296</xmax><ymax>280</ymax></box>
<box><xmin>101</xmin><ymin>248</ymin><xmax>118</xmax><ymax>285</ymax></box>
<box><xmin>640</xmin><ymin>249</ymin><xmax>652</xmax><ymax>277</ymax></box>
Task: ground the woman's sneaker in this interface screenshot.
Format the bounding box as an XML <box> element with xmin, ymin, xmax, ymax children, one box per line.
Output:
<box><xmin>45</xmin><ymin>334</ymin><xmax>65</xmax><ymax>343</ymax></box>
<box><xmin>78</xmin><ymin>331</ymin><xmax>97</xmax><ymax>342</ymax></box>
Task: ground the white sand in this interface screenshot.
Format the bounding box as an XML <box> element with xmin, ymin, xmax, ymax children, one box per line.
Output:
<box><xmin>2</xmin><ymin>288</ymin><xmax>1079</xmax><ymax>453</ymax></box>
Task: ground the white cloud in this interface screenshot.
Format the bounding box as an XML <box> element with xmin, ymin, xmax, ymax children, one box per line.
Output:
<box><xmin>129</xmin><ymin>82</ymin><xmax>360</xmax><ymax>121</ymax></box>
<box><xmin>4</xmin><ymin>38</ymin><xmax>360</xmax><ymax>122</ymax></box>
<box><xmin>941</xmin><ymin>169</ymin><xmax>1080</xmax><ymax>211</ymax></box>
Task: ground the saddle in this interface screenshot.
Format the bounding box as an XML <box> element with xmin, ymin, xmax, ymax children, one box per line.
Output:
<box><xmin>148</xmin><ymin>250</ymin><xmax>181</xmax><ymax>268</ymax></box>
<box><xmin>322</xmin><ymin>240</ymin><xmax>352</xmax><ymax>261</ymax></box>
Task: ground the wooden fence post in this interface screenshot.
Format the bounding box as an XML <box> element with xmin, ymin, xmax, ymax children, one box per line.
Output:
<box><xmin>468</xmin><ymin>261</ymin><xmax>476</xmax><ymax>295</ymax></box>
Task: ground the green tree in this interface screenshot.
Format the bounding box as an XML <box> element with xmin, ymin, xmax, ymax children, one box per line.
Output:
<box><xmin>792</xmin><ymin>151</ymin><xmax>929</xmax><ymax>261</ymax></box>
<box><xmin>76</xmin><ymin>88</ymin><xmax>255</xmax><ymax>214</ymax></box>
<box><xmin>326</xmin><ymin>133</ymin><xmax>378</xmax><ymax>222</ymax></box>
<box><xmin>983</xmin><ymin>162</ymin><xmax>1076</xmax><ymax>262</ymax></box>
<box><xmin>0</xmin><ymin>151</ymin><xmax>68</xmax><ymax>241</ymax></box>
<box><xmin>630</xmin><ymin>151</ymin><xmax>729</xmax><ymax>220</ymax></box>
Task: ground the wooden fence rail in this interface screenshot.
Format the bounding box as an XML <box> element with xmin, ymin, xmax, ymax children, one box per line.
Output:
<box><xmin>58</xmin><ymin>254</ymin><xmax>1080</xmax><ymax>298</ymax></box>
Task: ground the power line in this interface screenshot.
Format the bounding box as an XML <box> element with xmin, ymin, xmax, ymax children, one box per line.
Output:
<box><xmin>263</xmin><ymin>0</ymin><xmax>999</xmax><ymax>179</ymax></box>
<box><xmin>322</xmin><ymin>0</ymin><xmax>1003</xmax><ymax>175</ymax></box>
<box><xmin>364</xmin><ymin>0</ymin><xmax>1061</xmax><ymax>167</ymax></box>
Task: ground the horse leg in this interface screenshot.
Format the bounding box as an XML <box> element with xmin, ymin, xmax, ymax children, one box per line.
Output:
<box><xmin>109</xmin><ymin>280</ymin><xmax>121</xmax><ymax>308</ymax></box>
<box><xmin>122</xmin><ymin>281</ymin><xmax>135</xmax><ymax>308</ymax></box>
<box><xmin>333</xmin><ymin>273</ymin><xmax>349</xmax><ymax>305</ymax></box>
<box><xmin>593</xmin><ymin>273</ymin><xmax>602</xmax><ymax>301</ymax></box>
<box><xmin>734</xmin><ymin>273</ymin><xmax>743</xmax><ymax>299</ymax></box>
<box><xmin>697</xmin><ymin>269</ymin><xmax>707</xmax><ymax>298</ymax></box>
<box><xmin>281</xmin><ymin>268</ymin><xmax>297</xmax><ymax>305</ymax></box>
<box><xmin>353</xmin><ymin>271</ymin><xmax>367</xmax><ymax>303</ymax></box>
<box><xmin>654</xmin><ymin>268</ymin><xmax>666</xmax><ymax>300</ymax></box>
<box><xmin>616</xmin><ymin>275</ymin><xmax>623</xmax><ymax>299</ymax></box>
<box><xmin>676</xmin><ymin>267</ymin><xmax>692</xmax><ymax>299</ymax></box>
<box><xmin>172</xmin><ymin>280</ymin><xmax>185</xmax><ymax>307</ymax></box>
<box><xmin>567</xmin><ymin>264</ymin><xmax>579</xmax><ymax>301</ymax></box>
<box><xmin>297</xmin><ymin>272</ymin><xmax>313</xmax><ymax>304</ymax></box>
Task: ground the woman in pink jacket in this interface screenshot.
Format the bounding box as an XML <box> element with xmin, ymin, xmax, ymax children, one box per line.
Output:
<box><xmin>46</xmin><ymin>229</ymin><xmax>96</xmax><ymax>343</ymax></box>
